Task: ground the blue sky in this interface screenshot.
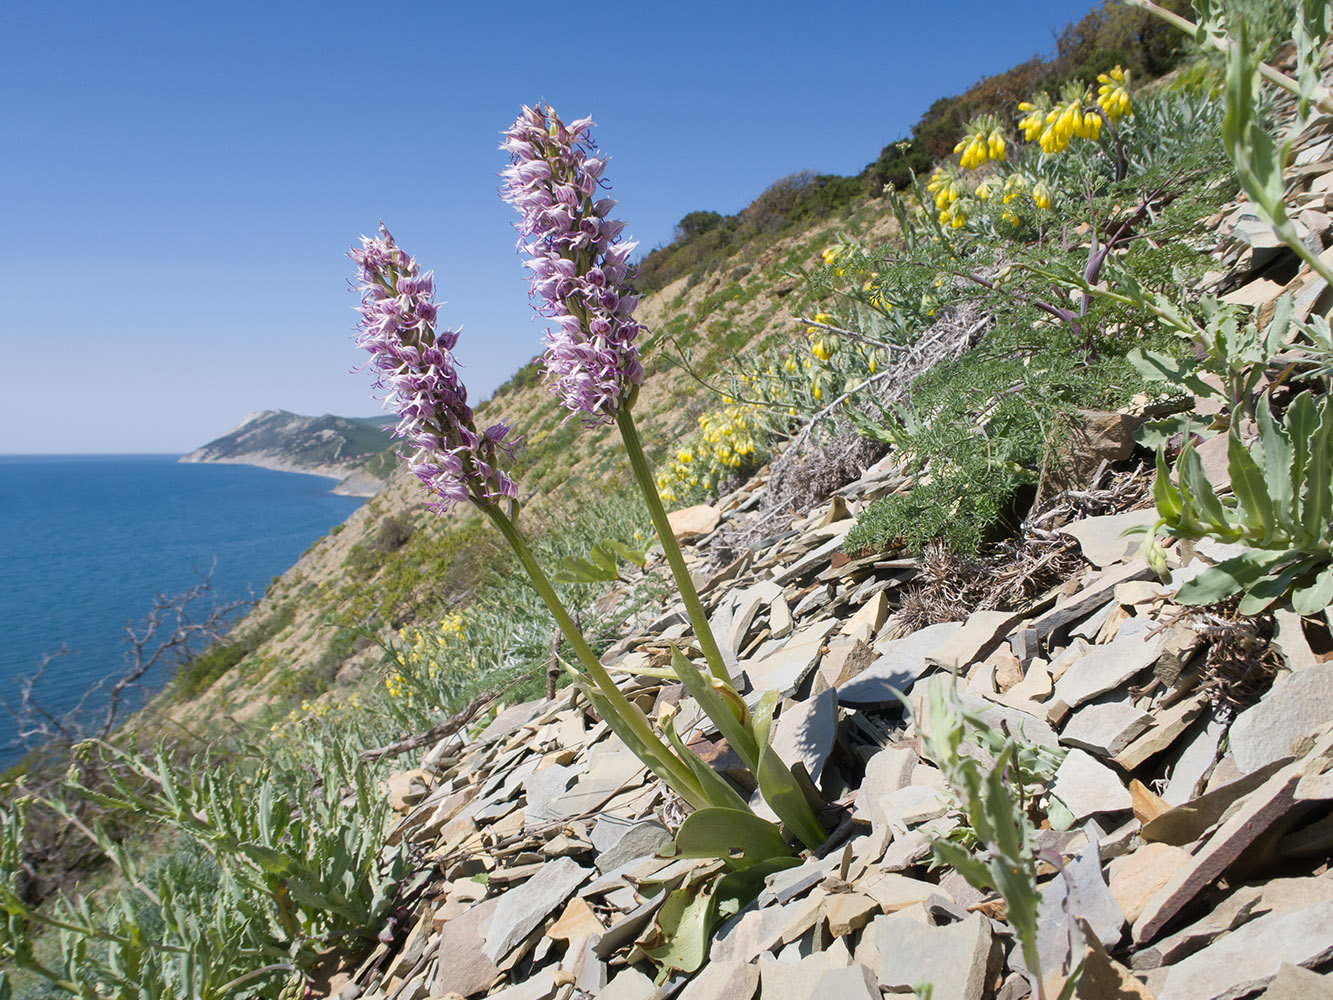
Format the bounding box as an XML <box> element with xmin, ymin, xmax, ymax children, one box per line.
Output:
<box><xmin>2</xmin><ymin>0</ymin><xmax>1101</xmax><ymax>454</ymax></box>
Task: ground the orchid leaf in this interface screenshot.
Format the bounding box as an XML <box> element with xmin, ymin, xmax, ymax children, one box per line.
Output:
<box><xmin>673</xmin><ymin>808</ymin><xmax>793</xmax><ymax>867</ymax></box>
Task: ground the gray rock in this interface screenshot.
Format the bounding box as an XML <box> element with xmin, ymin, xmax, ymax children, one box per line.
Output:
<box><xmin>926</xmin><ymin>610</ymin><xmax>1022</xmax><ymax>672</ymax></box>
<box><xmin>837</xmin><ymin>622</ymin><xmax>963</xmax><ymax>708</ymax></box>
<box><xmin>590</xmin><ymin>816</ymin><xmax>672</xmax><ymax>873</ymax></box>
<box><xmin>677</xmin><ymin>959</ymin><xmax>760</xmax><ymax>1000</ymax></box>
<box><xmin>1261</xmin><ymin>963</ymin><xmax>1333</xmax><ymax>999</ymax></box>
<box><xmin>1050</xmin><ymin>749</ymin><xmax>1132</xmax><ymax>821</ymax></box>
<box><xmin>600</xmin><ymin>968</ymin><xmax>662</xmax><ymax>1000</ymax></box>
<box><xmin>1053</xmin><ymin>617</ymin><xmax>1165</xmax><ymax>710</ymax></box>
<box><xmin>483</xmin><ymin>857</ymin><xmax>590</xmax><ymax>962</ymax></box>
<box><xmin>758</xmin><ymin>943</ymin><xmax>851</xmax><ymax>1000</ymax></box>
<box><xmin>477</xmin><ymin>698</ymin><xmax>548</xmax><ymax>743</ymax></box>
<box><xmin>1229</xmin><ymin>662</ymin><xmax>1333</xmax><ymax>773</ymax></box>
<box><xmin>1059</xmin><ymin>510</ymin><xmax>1159</xmax><ymax>568</ymax></box>
<box><xmin>1061</xmin><ymin>697</ymin><xmax>1154</xmax><ymax>757</ymax></box>
<box><xmin>1036</xmin><ymin>835</ymin><xmax>1125</xmax><ymax>977</ymax></box>
<box><xmin>853</xmin><ymin>746</ymin><xmax>918</xmax><ymax>838</ymax></box>
<box><xmin>1032</xmin><ymin>560</ymin><xmax>1154</xmax><ymax>643</ymax></box>
<box><xmin>742</xmin><ymin>618</ymin><xmax>841</xmax><ymax>702</ymax></box>
<box><xmin>522</xmin><ymin>763</ymin><xmax>578</xmax><ymax>829</ymax></box>
<box><xmin>810</xmin><ymin>964</ymin><xmax>880</xmax><ymax>1000</ymax></box>
<box><xmin>487</xmin><ymin>968</ymin><xmax>556</xmax><ymax>1000</ymax></box>
<box><xmin>1157</xmin><ymin>900</ymin><xmax>1333</xmax><ymax>1000</ymax></box>
<box><xmin>774</xmin><ymin>534</ymin><xmax>849</xmax><ymax>585</ymax></box>
<box><xmin>1162</xmin><ymin>713</ymin><xmax>1227</xmax><ymax>806</ymax></box>
<box><xmin>433</xmin><ymin>897</ymin><xmax>500</xmax><ymax>998</ymax></box>
<box><xmin>875</xmin><ymin>910</ymin><xmax>991</xmax><ymax>1000</ymax></box>
<box><xmin>767</xmin><ymin>688</ymin><xmax>837</xmax><ymax>786</ymax></box>
<box><xmin>962</xmin><ymin>695</ymin><xmax>1060</xmax><ymax>748</ymax></box>
<box><xmin>880</xmin><ymin>784</ymin><xmax>948</xmax><ymax>826</ymax></box>
<box><xmin>710</xmin><ymin>904</ymin><xmax>788</xmax><ymax>964</ymax></box>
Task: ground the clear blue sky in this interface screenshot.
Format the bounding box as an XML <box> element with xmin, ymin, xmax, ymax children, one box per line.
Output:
<box><xmin>1</xmin><ymin>0</ymin><xmax>1101</xmax><ymax>454</ymax></box>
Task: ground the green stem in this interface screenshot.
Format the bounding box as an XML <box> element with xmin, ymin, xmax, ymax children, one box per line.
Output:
<box><xmin>616</xmin><ymin>407</ymin><xmax>733</xmax><ymax>684</ymax></box>
<box><xmin>482</xmin><ymin>505</ymin><xmax>707</xmax><ymax>807</ymax></box>
<box><xmin>1128</xmin><ymin>0</ymin><xmax>1333</xmax><ymax>116</ymax></box>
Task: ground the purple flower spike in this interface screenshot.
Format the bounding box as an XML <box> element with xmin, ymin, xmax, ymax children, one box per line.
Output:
<box><xmin>350</xmin><ymin>224</ymin><xmax>518</xmax><ymax>513</ymax></box>
<box><xmin>500</xmin><ymin>104</ymin><xmax>645</xmax><ymax>424</ymax></box>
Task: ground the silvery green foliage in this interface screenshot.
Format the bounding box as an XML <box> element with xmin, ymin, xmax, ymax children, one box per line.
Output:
<box><xmin>917</xmin><ymin>683</ymin><xmax>1079</xmax><ymax>1000</ymax></box>
<box><xmin>1</xmin><ymin>731</ymin><xmax>407</xmax><ymax>998</ymax></box>
<box><xmin>1154</xmin><ymin>389</ymin><xmax>1333</xmax><ymax>614</ymax></box>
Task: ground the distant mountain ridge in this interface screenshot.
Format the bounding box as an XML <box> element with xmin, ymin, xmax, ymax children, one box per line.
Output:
<box><xmin>180</xmin><ymin>410</ymin><xmax>394</xmax><ymax>495</ymax></box>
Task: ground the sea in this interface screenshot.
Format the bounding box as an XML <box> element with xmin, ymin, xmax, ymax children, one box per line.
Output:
<box><xmin>0</xmin><ymin>454</ymin><xmax>366</xmax><ymax>768</ymax></box>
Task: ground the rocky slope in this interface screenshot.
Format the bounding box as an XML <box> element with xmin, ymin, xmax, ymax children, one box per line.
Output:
<box><xmin>179</xmin><ymin>409</ymin><xmax>394</xmax><ymax>495</ymax></box>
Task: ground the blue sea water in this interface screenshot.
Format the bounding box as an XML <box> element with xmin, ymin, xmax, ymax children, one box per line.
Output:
<box><xmin>0</xmin><ymin>455</ymin><xmax>365</xmax><ymax>767</ymax></box>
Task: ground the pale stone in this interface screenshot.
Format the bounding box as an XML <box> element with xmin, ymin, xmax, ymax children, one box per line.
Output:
<box><xmin>1005</xmin><ymin>657</ymin><xmax>1054</xmax><ymax>704</ymax></box>
<box><xmin>1161</xmin><ymin>713</ymin><xmax>1226</xmax><ymax>806</ymax></box>
<box><xmin>837</xmin><ymin>622</ymin><xmax>963</xmax><ymax>708</ymax></box>
<box><xmin>590</xmin><ymin>816</ymin><xmax>672</xmax><ymax>873</ymax></box>
<box><xmin>742</xmin><ymin>618</ymin><xmax>841</xmax><ymax>702</ymax></box>
<box><xmin>667</xmin><ymin>504</ymin><xmax>721</xmax><ymax>541</ymax></box>
<box><xmin>1036</xmin><ymin>835</ymin><xmax>1125</xmax><ymax>978</ymax></box>
<box><xmin>483</xmin><ymin>858</ymin><xmax>590</xmax><ymax>962</ymax></box>
<box><xmin>600</xmin><ymin>968</ymin><xmax>661</xmax><ymax>1000</ymax></box>
<box><xmin>1061</xmin><ymin>698</ymin><xmax>1154</xmax><ymax>757</ymax></box>
<box><xmin>385</xmin><ymin>768</ymin><xmax>432</xmax><ymax>813</ymax></box>
<box><xmin>1051</xmin><ymin>749</ymin><xmax>1133</xmax><ymax>821</ymax></box>
<box><xmin>710</xmin><ymin>905</ymin><xmax>788</xmax><ymax>964</ymax></box>
<box><xmin>1113</xmin><ymin>694</ymin><xmax>1206</xmax><ymax>771</ymax></box>
<box><xmin>926</xmin><ymin>609</ymin><xmax>1022</xmax><ymax>672</ymax></box>
<box><xmin>858</xmin><ymin>872</ymin><xmax>945</xmax><ymax>912</ymax></box>
<box><xmin>1157</xmin><ymin>900</ymin><xmax>1333</xmax><ymax>1000</ymax></box>
<box><xmin>824</xmin><ymin>892</ymin><xmax>880</xmax><ymax>937</ymax></box>
<box><xmin>433</xmin><ymin>897</ymin><xmax>501</xmax><ymax>998</ymax></box>
<box><xmin>819</xmin><ymin>639</ymin><xmax>877</xmax><ymax>689</ymax></box>
<box><xmin>1261</xmin><ymin>963</ymin><xmax>1333</xmax><ymax>999</ymax></box>
<box><xmin>1059</xmin><ymin>510</ymin><xmax>1160</xmax><ymax>568</ymax></box>
<box><xmin>487</xmin><ymin>969</ymin><xmax>556</xmax><ymax>1000</ymax></box>
<box><xmin>842</xmin><ymin>590</ymin><xmax>888</xmax><ymax>637</ymax></box>
<box><xmin>758</xmin><ymin>941</ymin><xmax>851</xmax><ymax>1000</ymax></box>
<box><xmin>880</xmin><ymin>784</ymin><xmax>948</xmax><ymax>826</ymax></box>
<box><xmin>1053</xmin><ymin>617</ymin><xmax>1165</xmax><ymax>710</ymax></box>
<box><xmin>1229</xmin><ymin>663</ymin><xmax>1333</xmax><ymax>774</ymax></box>
<box><xmin>853</xmin><ymin>745</ymin><xmax>918</xmax><ymax>838</ymax></box>
<box><xmin>810</xmin><ymin>964</ymin><xmax>880</xmax><ymax>1000</ymax></box>
<box><xmin>677</xmin><ymin>959</ymin><xmax>760</xmax><ymax>1000</ymax></box>
<box><xmin>875</xmin><ymin>910</ymin><xmax>991</xmax><ymax>1000</ymax></box>
<box><xmin>1109</xmin><ymin>843</ymin><xmax>1192</xmax><ymax>924</ymax></box>
<box><xmin>767</xmin><ymin>687</ymin><xmax>837</xmax><ymax>785</ymax></box>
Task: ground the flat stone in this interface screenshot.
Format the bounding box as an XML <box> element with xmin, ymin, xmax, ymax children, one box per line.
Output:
<box><xmin>926</xmin><ymin>610</ymin><xmax>1022</xmax><ymax>672</ymax></box>
<box><xmin>677</xmin><ymin>958</ymin><xmax>760</xmax><ymax>1000</ymax></box>
<box><xmin>1061</xmin><ymin>697</ymin><xmax>1154</xmax><ymax>757</ymax></box>
<box><xmin>478</xmin><ymin>698</ymin><xmax>548</xmax><ymax>743</ymax></box>
<box><xmin>1033</xmin><ymin>560</ymin><xmax>1155</xmax><ymax>643</ymax></box>
<box><xmin>810</xmin><ymin>963</ymin><xmax>880</xmax><ymax>1000</ymax></box>
<box><xmin>433</xmin><ymin>897</ymin><xmax>500</xmax><ymax>998</ymax></box>
<box><xmin>858</xmin><ymin>872</ymin><xmax>945</xmax><ymax>913</ymax></box>
<box><xmin>880</xmin><ymin>784</ymin><xmax>948</xmax><ymax>826</ymax></box>
<box><xmin>769</xmin><ymin>595</ymin><xmax>794</xmax><ymax>640</ymax></box>
<box><xmin>1261</xmin><ymin>963</ymin><xmax>1333</xmax><ymax>999</ymax></box>
<box><xmin>600</xmin><ymin>968</ymin><xmax>660</xmax><ymax>1000</ymax></box>
<box><xmin>758</xmin><ymin>941</ymin><xmax>851</xmax><ymax>999</ymax></box>
<box><xmin>1161</xmin><ymin>713</ymin><xmax>1227</xmax><ymax>806</ymax></box>
<box><xmin>826</xmin><ymin>892</ymin><xmax>883</xmax><ymax>939</ymax></box>
<box><xmin>1036</xmin><ymin>835</ymin><xmax>1125</xmax><ymax>977</ymax></box>
<box><xmin>1060</xmin><ymin>510</ymin><xmax>1160</xmax><ymax>568</ymax></box>
<box><xmin>819</xmin><ymin>639</ymin><xmax>877</xmax><ymax>689</ymax></box>
<box><xmin>710</xmin><ymin>904</ymin><xmax>788</xmax><ymax>964</ymax></box>
<box><xmin>1133</xmin><ymin>754</ymin><xmax>1313</xmax><ymax>943</ymax></box>
<box><xmin>837</xmin><ymin>622</ymin><xmax>963</xmax><ymax>709</ymax></box>
<box><xmin>853</xmin><ymin>746</ymin><xmax>918</xmax><ymax>837</ymax></box>
<box><xmin>875</xmin><ymin>910</ymin><xmax>991</xmax><ymax>1000</ymax></box>
<box><xmin>522</xmin><ymin>763</ymin><xmax>578</xmax><ymax>829</ymax></box>
<box><xmin>1050</xmin><ymin>749</ymin><xmax>1133</xmax><ymax>821</ymax></box>
<box><xmin>774</xmin><ymin>533</ymin><xmax>850</xmax><ymax>586</ymax></box>
<box><xmin>842</xmin><ymin>591</ymin><xmax>888</xmax><ymax>637</ymax></box>
<box><xmin>1141</xmin><ymin>758</ymin><xmax>1290</xmax><ymax>846</ymax></box>
<box><xmin>545</xmin><ymin>747</ymin><xmax>646</xmax><ymax>819</ymax></box>
<box><xmin>1229</xmin><ymin>663</ymin><xmax>1333</xmax><ymax>774</ymax></box>
<box><xmin>962</xmin><ymin>695</ymin><xmax>1060</xmax><ymax>748</ymax></box>
<box><xmin>668</xmin><ymin>504</ymin><xmax>721</xmax><ymax>541</ymax></box>
<box><xmin>590</xmin><ymin>816</ymin><xmax>672</xmax><ymax>873</ymax></box>
<box><xmin>1053</xmin><ymin>617</ymin><xmax>1165</xmax><ymax>710</ymax></box>
<box><xmin>483</xmin><ymin>858</ymin><xmax>590</xmax><ymax>962</ymax></box>
<box><xmin>768</xmin><ymin>687</ymin><xmax>837</xmax><ymax>785</ymax></box>
<box><xmin>723</xmin><ymin>581</ymin><xmax>785</xmax><ymax>656</ymax></box>
<box><xmin>1110</xmin><ymin>843</ymin><xmax>1192</xmax><ymax>923</ymax></box>
<box><xmin>385</xmin><ymin>769</ymin><xmax>432</xmax><ymax>813</ymax></box>
<box><xmin>742</xmin><ymin>618</ymin><xmax>841</xmax><ymax>702</ymax></box>
<box><xmin>1158</xmin><ymin>900</ymin><xmax>1333</xmax><ymax>1000</ymax></box>
<box><xmin>1113</xmin><ymin>694</ymin><xmax>1206</xmax><ymax>771</ymax></box>
<box><xmin>488</xmin><ymin>968</ymin><xmax>556</xmax><ymax>1000</ymax></box>
<box><xmin>1047</xmin><ymin>926</ymin><xmax>1154</xmax><ymax>999</ymax></box>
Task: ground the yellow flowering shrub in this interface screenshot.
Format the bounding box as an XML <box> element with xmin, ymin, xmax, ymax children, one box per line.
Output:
<box><xmin>657</xmin><ymin>404</ymin><xmax>764</xmax><ymax>505</ymax></box>
<box><xmin>382</xmin><ymin>612</ymin><xmax>477</xmax><ymax>709</ymax></box>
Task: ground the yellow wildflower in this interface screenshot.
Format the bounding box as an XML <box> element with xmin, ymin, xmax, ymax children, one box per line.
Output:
<box><xmin>1096</xmin><ymin>66</ymin><xmax>1132</xmax><ymax>121</ymax></box>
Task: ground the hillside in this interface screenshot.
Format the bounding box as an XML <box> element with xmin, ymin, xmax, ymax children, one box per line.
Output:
<box><xmin>179</xmin><ymin>409</ymin><xmax>396</xmax><ymax>495</ymax></box>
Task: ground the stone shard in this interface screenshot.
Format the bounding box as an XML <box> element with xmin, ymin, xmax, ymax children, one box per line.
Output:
<box><xmin>1110</xmin><ymin>843</ymin><xmax>1192</xmax><ymax>924</ymax></box>
<box><xmin>1133</xmin><ymin>753</ymin><xmax>1312</xmax><ymax>943</ymax></box>
<box><xmin>925</xmin><ymin>609</ymin><xmax>1022</xmax><ymax>672</ymax></box>
<box><xmin>810</xmin><ymin>963</ymin><xmax>880</xmax><ymax>1000</ymax></box>
<box><xmin>589</xmin><ymin>816</ymin><xmax>672</xmax><ymax>874</ymax></box>
<box><xmin>483</xmin><ymin>858</ymin><xmax>591</xmax><ymax>963</ymax></box>
<box><xmin>837</xmin><ymin>622</ymin><xmax>963</xmax><ymax>708</ymax></box>
<box><xmin>1050</xmin><ymin>749</ymin><xmax>1133</xmax><ymax>821</ymax></box>
<box><xmin>1059</xmin><ymin>510</ymin><xmax>1160</xmax><ymax>568</ymax></box>
<box><xmin>433</xmin><ymin>896</ymin><xmax>501</xmax><ymax>998</ymax></box>
<box><xmin>677</xmin><ymin>959</ymin><xmax>760</xmax><ymax>1000</ymax></box>
<box><xmin>742</xmin><ymin>618</ymin><xmax>842</xmax><ymax>702</ymax></box>
<box><xmin>1228</xmin><ymin>662</ymin><xmax>1333</xmax><ymax>774</ymax></box>
<box><xmin>1053</xmin><ymin>617</ymin><xmax>1165</xmax><ymax>711</ymax></box>
<box><xmin>709</xmin><ymin>904</ymin><xmax>788</xmax><ymax>964</ymax></box>
<box><xmin>1157</xmin><ymin>900</ymin><xmax>1333</xmax><ymax>1000</ymax></box>
<box><xmin>1260</xmin><ymin>963</ymin><xmax>1333</xmax><ymax>999</ymax></box>
<box><xmin>1036</xmin><ymin>835</ymin><xmax>1125</xmax><ymax>978</ymax></box>
<box><xmin>1061</xmin><ymin>697</ymin><xmax>1155</xmax><ymax>757</ymax></box>
<box><xmin>767</xmin><ymin>687</ymin><xmax>837</xmax><ymax>786</ymax></box>
<box><xmin>667</xmin><ymin>504</ymin><xmax>721</xmax><ymax>541</ymax></box>
<box><xmin>1032</xmin><ymin>560</ymin><xmax>1154</xmax><ymax>643</ymax></box>
<box><xmin>874</xmin><ymin>910</ymin><xmax>991</xmax><ymax>1000</ymax></box>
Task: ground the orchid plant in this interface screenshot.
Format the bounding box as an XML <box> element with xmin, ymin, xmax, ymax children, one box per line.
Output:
<box><xmin>351</xmin><ymin>103</ymin><xmax>828</xmax><ymax>860</ymax></box>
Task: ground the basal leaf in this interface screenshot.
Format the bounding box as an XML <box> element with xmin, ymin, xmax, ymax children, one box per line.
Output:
<box><xmin>1174</xmin><ymin>548</ymin><xmax>1294</xmax><ymax>606</ymax></box>
<box><xmin>672</xmin><ymin>807</ymin><xmax>793</xmax><ymax>867</ymax></box>
<box><xmin>1227</xmin><ymin>429</ymin><xmax>1276</xmax><ymax>543</ymax></box>
<box><xmin>1292</xmin><ymin>562</ymin><xmax>1333</xmax><ymax>616</ymax></box>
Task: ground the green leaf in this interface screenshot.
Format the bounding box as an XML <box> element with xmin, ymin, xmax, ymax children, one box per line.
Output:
<box><xmin>639</xmin><ymin>883</ymin><xmax>717</xmax><ymax>974</ymax></box>
<box><xmin>668</xmin><ymin>646</ymin><xmax>759</xmax><ymax>769</ymax></box>
<box><xmin>1127</xmin><ymin>348</ymin><xmax>1215</xmax><ymax>397</ymax></box>
<box><xmin>1154</xmin><ymin>448</ymin><xmax>1184</xmax><ymax>525</ymax></box>
<box><xmin>752</xmin><ymin>693</ymin><xmax>829</xmax><ymax>852</ymax></box>
<box><xmin>1256</xmin><ymin>395</ymin><xmax>1297</xmax><ymax>536</ymax></box>
<box><xmin>587</xmin><ymin>543</ymin><xmax>617</xmax><ymax>576</ymax></box>
<box><xmin>1178</xmin><ymin>444</ymin><xmax>1239</xmax><ymax>538</ymax></box>
<box><xmin>552</xmin><ymin>556</ymin><xmax>617</xmax><ymax>585</ymax></box>
<box><xmin>1175</xmin><ymin>549</ymin><xmax>1296</xmax><ymax>606</ymax></box>
<box><xmin>1228</xmin><ymin>430</ymin><xmax>1276</xmax><ymax>543</ymax></box>
<box><xmin>672</xmin><ymin>808</ymin><xmax>793</xmax><ymax>867</ymax></box>
<box><xmin>1292</xmin><ymin>562</ymin><xmax>1333</xmax><ymax>616</ymax></box>
<box><xmin>1298</xmin><ymin>394</ymin><xmax>1333</xmax><ymax>548</ymax></box>
<box><xmin>601</xmin><ymin>537</ymin><xmax>648</xmax><ymax>567</ymax></box>
<box><xmin>660</xmin><ymin>712</ymin><xmax>751</xmax><ymax>812</ymax></box>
